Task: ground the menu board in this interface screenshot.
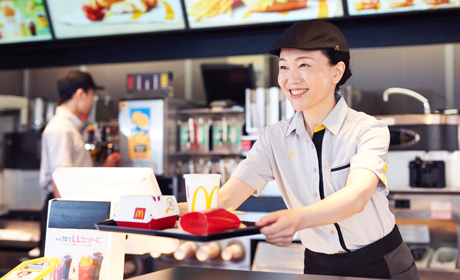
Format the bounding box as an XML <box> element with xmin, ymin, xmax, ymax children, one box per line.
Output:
<box><xmin>184</xmin><ymin>0</ymin><xmax>344</xmax><ymax>29</ymax></box>
<box><xmin>0</xmin><ymin>0</ymin><xmax>52</xmax><ymax>44</ymax></box>
<box><xmin>347</xmin><ymin>0</ymin><xmax>460</xmax><ymax>16</ymax></box>
<box><xmin>47</xmin><ymin>0</ymin><xmax>186</xmax><ymax>39</ymax></box>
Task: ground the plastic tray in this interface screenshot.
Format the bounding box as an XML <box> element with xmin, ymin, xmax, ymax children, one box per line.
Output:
<box><xmin>95</xmin><ymin>219</ymin><xmax>261</xmax><ymax>242</ymax></box>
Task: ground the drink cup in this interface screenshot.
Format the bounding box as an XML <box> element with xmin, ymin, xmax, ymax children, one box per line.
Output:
<box><xmin>58</xmin><ymin>255</ymin><xmax>72</xmax><ymax>280</ymax></box>
<box><xmin>91</xmin><ymin>252</ymin><xmax>104</xmax><ymax>280</ymax></box>
<box><xmin>184</xmin><ymin>174</ymin><xmax>221</xmax><ymax>212</ymax></box>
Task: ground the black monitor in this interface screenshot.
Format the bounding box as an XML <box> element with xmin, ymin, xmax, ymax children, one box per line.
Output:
<box><xmin>201</xmin><ymin>64</ymin><xmax>256</xmax><ymax>107</ymax></box>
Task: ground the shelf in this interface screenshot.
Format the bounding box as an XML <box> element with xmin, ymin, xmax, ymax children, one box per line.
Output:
<box><xmin>389</xmin><ymin>189</ymin><xmax>460</xmax><ymax>195</ymax></box>
<box><xmin>172</xmin><ymin>151</ymin><xmax>242</xmax><ymax>157</ymax></box>
<box><xmin>176</xmin><ymin>107</ymin><xmax>244</xmax><ymax>115</ymax></box>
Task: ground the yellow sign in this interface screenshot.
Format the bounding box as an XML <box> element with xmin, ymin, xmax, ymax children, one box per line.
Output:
<box><xmin>288</xmin><ymin>151</ymin><xmax>295</xmax><ymax>159</ymax></box>
<box><xmin>191</xmin><ymin>186</ymin><xmax>219</xmax><ymax>212</ymax></box>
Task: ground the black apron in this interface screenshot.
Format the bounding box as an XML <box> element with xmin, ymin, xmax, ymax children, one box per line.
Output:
<box><xmin>309</xmin><ymin>128</ymin><xmax>419</xmax><ymax>279</ymax></box>
<box><xmin>304</xmin><ymin>225</ymin><xmax>419</xmax><ymax>279</ymax></box>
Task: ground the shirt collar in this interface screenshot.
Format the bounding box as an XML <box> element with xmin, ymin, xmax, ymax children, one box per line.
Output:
<box><xmin>284</xmin><ymin>93</ymin><xmax>349</xmax><ymax>137</ymax></box>
<box><xmin>322</xmin><ymin>93</ymin><xmax>349</xmax><ymax>136</ymax></box>
<box><xmin>55</xmin><ymin>106</ymin><xmax>84</xmax><ymax>130</ymax></box>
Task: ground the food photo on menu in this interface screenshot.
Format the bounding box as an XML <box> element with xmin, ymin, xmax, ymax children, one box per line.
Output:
<box><xmin>185</xmin><ymin>0</ymin><xmax>344</xmax><ymax>28</ymax></box>
<box><xmin>46</xmin><ymin>0</ymin><xmax>185</xmax><ymax>39</ymax></box>
<box><xmin>348</xmin><ymin>0</ymin><xmax>460</xmax><ymax>15</ymax></box>
<box><xmin>0</xmin><ymin>0</ymin><xmax>52</xmax><ymax>44</ymax></box>
<box><xmin>4</xmin><ymin>270</ymin><xmax>40</xmax><ymax>280</ymax></box>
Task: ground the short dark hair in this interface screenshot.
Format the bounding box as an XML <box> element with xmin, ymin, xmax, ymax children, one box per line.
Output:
<box><xmin>320</xmin><ymin>49</ymin><xmax>352</xmax><ymax>93</ymax></box>
<box><xmin>57</xmin><ymin>70</ymin><xmax>103</xmax><ymax>104</ymax></box>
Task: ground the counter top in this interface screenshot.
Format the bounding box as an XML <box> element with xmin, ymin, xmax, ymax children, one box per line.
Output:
<box><xmin>129</xmin><ymin>266</ymin><xmax>381</xmax><ymax>280</ymax></box>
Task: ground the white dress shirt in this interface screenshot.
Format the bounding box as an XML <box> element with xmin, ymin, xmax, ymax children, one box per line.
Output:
<box><xmin>39</xmin><ymin>106</ymin><xmax>92</xmax><ymax>191</ymax></box>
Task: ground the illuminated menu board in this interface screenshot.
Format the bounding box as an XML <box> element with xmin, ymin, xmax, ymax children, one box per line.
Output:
<box><xmin>347</xmin><ymin>0</ymin><xmax>460</xmax><ymax>16</ymax></box>
<box><xmin>184</xmin><ymin>0</ymin><xmax>344</xmax><ymax>29</ymax></box>
<box><xmin>47</xmin><ymin>0</ymin><xmax>186</xmax><ymax>39</ymax></box>
<box><xmin>0</xmin><ymin>0</ymin><xmax>52</xmax><ymax>44</ymax></box>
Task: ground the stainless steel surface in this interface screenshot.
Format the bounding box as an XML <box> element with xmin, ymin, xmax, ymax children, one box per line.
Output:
<box><xmin>374</xmin><ymin>114</ymin><xmax>460</xmax><ymax>125</ymax></box>
<box><xmin>389</xmin><ymin>192</ymin><xmax>460</xmax><ymax>271</ymax></box>
<box><xmin>383</xmin><ymin>87</ymin><xmax>431</xmax><ymax>114</ymax></box>
<box><xmin>0</xmin><ymin>219</ymin><xmax>40</xmax><ymax>249</ymax></box>
<box><xmin>119</xmin><ymin>98</ymin><xmax>165</xmax><ymax>175</ymax></box>
<box><xmin>30</xmin><ymin>97</ymin><xmax>45</xmax><ymax>131</ymax></box>
<box><xmin>129</xmin><ymin>266</ymin><xmax>384</xmax><ymax>280</ymax></box>
<box><xmin>176</xmin><ymin>107</ymin><xmax>244</xmax><ymax>115</ymax></box>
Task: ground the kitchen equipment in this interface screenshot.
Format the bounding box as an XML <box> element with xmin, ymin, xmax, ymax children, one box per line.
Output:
<box><xmin>374</xmin><ymin>88</ymin><xmax>460</xmax><ymax>191</ymax></box>
<box><xmin>375</xmin><ymin>113</ymin><xmax>459</xmax><ymax>151</ymax></box>
<box><xmin>429</xmin><ymin>247</ymin><xmax>458</xmax><ymax>270</ymax></box>
<box><xmin>0</xmin><ymin>95</ymin><xmax>28</xmax><ymax>128</ymax></box>
<box><xmin>409</xmin><ymin>245</ymin><xmax>433</xmax><ymax>269</ymax></box>
<box><xmin>29</xmin><ymin>97</ymin><xmax>46</xmax><ymax>131</ymax></box>
<box><xmin>251</xmin><ymin>242</ymin><xmax>305</xmax><ymax>274</ymax></box>
<box><xmin>378</xmin><ymin>87</ymin><xmax>460</xmax><ymax>150</ymax></box>
<box><xmin>383</xmin><ymin>87</ymin><xmax>431</xmax><ymax>114</ymax></box>
<box><xmin>201</xmin><ymin>64</ymin><xmax>255</xmax><ymax>107</ymax></box>
<box><xmin>409</xmin><ymin>156</ymin><xmax>446</xmax><ymax>188</ymax></box>
<box><xmin>244</xmin><ymin>87</ymin><xmax>294</xmax><ymax>136</ymax></box>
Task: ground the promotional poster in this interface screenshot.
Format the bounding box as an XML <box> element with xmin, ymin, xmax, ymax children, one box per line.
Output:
<box><xmin>45</xmin><ymin>229</ymin><xmax>111</xmax><ymax>280</ymax></box>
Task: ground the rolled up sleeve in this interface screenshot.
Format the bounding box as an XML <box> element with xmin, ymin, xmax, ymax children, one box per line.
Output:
<box><xmin>232</xmin><ymin>128</ymin><xmax>275</xmax><ymax>196</ymax></box>
<box><xmin>350</xmin><ymin>120</ymin><xmax>390</xmax><ymax>193</ymax></box>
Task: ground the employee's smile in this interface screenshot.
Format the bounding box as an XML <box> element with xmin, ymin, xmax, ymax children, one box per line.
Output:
<box><xmin>289</xmin><ymin>88</ymin><xmax>308</xmax><ymax>97</ymax></box>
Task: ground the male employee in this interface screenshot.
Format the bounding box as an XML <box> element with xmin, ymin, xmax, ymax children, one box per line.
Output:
<box><xmin>39</xmin><ymin>70</ymin><xmax>121</xmax><ymax>255</ymax></box>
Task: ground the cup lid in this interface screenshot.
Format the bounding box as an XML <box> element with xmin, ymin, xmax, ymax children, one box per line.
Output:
<box><xmin>183</xmin><ymin>174</ymin><xmax>222</xmax><ymax>179</ymax></box>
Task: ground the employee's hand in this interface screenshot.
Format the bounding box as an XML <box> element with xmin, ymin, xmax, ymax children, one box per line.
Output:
<box><xmin>256</xmin><ymin>208</ymin><xmax>302</xmax><ymax>247</ymax></box>
<box><xmin>102</xmin><ymin>152</ymin><xmax>121</xmax><ymax>167</ymax></box>
<box><xmin>178</xmin><ymin>202</ymin><xmax>188</xmax><ymax>216</ymax></box>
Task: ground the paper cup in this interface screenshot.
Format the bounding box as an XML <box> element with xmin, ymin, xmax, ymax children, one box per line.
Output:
<box><xmin>184</xmin><ymin>174</ymin><xmax>221</xmax><ymax>212</ymax></box>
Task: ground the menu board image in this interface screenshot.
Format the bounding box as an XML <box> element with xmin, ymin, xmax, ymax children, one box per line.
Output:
<box><xmin>185</xmin><ymin>0</ymin><xmax>344</xmax><ymax>29</ymax></box>
<box><xmin>0</xmin><ymin>0</ymin><xmax>52</xmax><ymax>44</ymax></box>
<box><xmin>347</xmin><ymin>0</ymin><xmax>460</xmax><ymax>16</ymax></box>
<box><xmin>47</xmin><ymin>0</ymin><xmax>186</xmax><ymax>39</ymax></box>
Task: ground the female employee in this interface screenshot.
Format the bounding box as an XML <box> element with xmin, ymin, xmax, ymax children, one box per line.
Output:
<box><xmin>183</xmin><ymin>20</ymin><xmax>418</xmax><ymax>279</ymax></box>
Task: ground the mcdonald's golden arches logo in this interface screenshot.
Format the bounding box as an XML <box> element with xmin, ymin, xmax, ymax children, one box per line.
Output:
<box><xmin>288</xmin><ymin>151</ymin><xmax>295</xmax><ymax>159</ymax></box>
<box><xmin>133</xmin><ymin>208</ymin><xmax>146</xmax><ymax>220</ymax></box>
<box><xmin>191</xmin><ymin>186</ymin><xmax>219</xmax><ymax>212</ymax></box>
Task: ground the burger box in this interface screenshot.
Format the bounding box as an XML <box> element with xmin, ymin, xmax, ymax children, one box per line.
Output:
<box><xmin>44</xmin><ymin>167</ymin><xmax>180</xmax><ymax>280</ymax></box>
<box><xmin>114</xmin><ymin>195</ymin><xmax>179</xmax><ymax>230</ymax></box>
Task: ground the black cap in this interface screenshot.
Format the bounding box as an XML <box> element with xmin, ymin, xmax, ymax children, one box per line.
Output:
<box><xmin>57</xmin><ymin>70</ymin><xmax>104</xmax><ymax>103</ymax></box>
<box><xmin>268</xmin><ymin>20</ymin><xmax>349</xmax><ymax>57</ymax></box>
